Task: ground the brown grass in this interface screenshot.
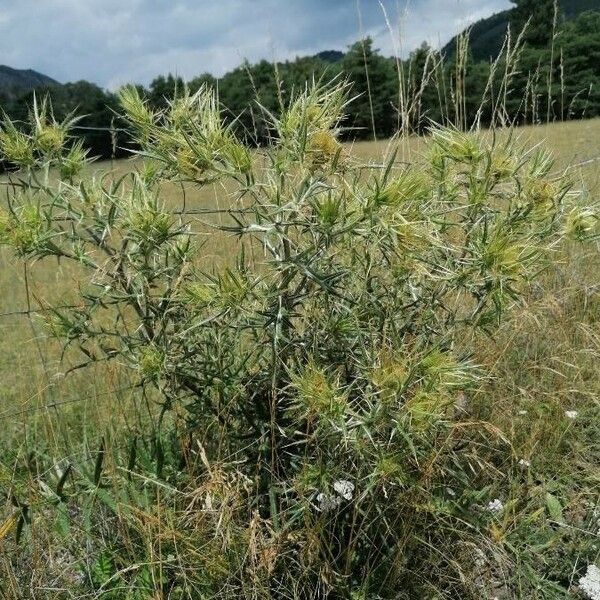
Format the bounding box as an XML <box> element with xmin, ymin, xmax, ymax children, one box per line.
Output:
<box><xmin>1</xmin><ymin>116</ymin><xmax>599</xmax><ymax>469</ymax></box>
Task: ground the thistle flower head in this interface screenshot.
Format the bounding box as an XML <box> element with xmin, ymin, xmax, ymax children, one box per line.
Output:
<box><xmin>0</xmin><ymin>125</ymin><xmax>34</xmax><ymax>167</ymax></box>
<box><xmin>123</xmin><ymin>181</ymin><xmax>174</xmax><ymax>249</ymax></box>
<box><xmin>118</xmin><ymin>85</ymin><xmax>156</xmax><ymax>133</ymax></box>
<box><xmin>184</xmin><ymin>281</ymin><xmax>216</xmax><ymax>308</ymax></box>
<box><xmin>274</xmin><ymin>79</ymin><xmax>348</xmax><ymax>168</ymax></box>
<box><xmin>289</xmin><ymin>362</ymin><xmax>347</xmax><ymax>425</ymax></box>
<box><xmin>489</xmin><ymin>146</ymin><xmax>516</xmax><ymax>181</ymax></box>
<box><xmin>5</xmin><ymin>201</ymin><xmax>44</xmax><ymax>256</ymax></box>
<box><xmin>430</xmin><ymin>128</ymin><xmax>483</xmax><ymax>165</ymax></box>
<box><xmin>137</xmin><ymin>346</ymin><xmax>165</xmax><ymax>381</ymax></box>
<box><xmin>126</xmin><ymin>206</ymin><xmax>174</xmax><ymax>249</ymax></box>
<box><xmin>35</xmin><ymin>124</ymin><xmax>65</xmax><ymax>154</ymax></box>
<box><xmin>523</xmin><ymin>178</ymin><xmax>557</xmax><ymax>216</ymax></box>
<box><xmin>564</xmin><ymin>206</ymin><xmax>598</xmax><ymax>240</ymax></box>
<box><xmin>308</xmin><ymin>130</ymin><xmax>341</xmax><ymax>166</ymax></box>
<box><xmin>59</xmin><ymin>139</ymin><xmax>88</xmax><ymax>180</ymax></box>
<box><xmin>375</xmin><ymin>170</ymin><xmax>430</xmax><ymax>208</ymax></box>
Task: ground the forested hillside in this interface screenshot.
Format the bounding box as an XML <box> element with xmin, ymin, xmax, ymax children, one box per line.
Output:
<box><xmin>444</xmin><ymin>0</ymin><xmax>600</xmax><ymax>61</ymax></box>
<box><xmin>0</xmin><ymin>65</ymin><xmax>58</xmax><ymax>99</ymax></box>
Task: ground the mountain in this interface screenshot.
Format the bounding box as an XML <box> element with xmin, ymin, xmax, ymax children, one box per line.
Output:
<box><xmin>0</xmin><ymin>65</ymin><xmax>59</xmax><ymax>97</ymax></box>
<box><xmin>443</xmin><ymin>0</ymin><xmax>600</xmax><ymax>61</ymax></box>
<box><xmin>314</xmin><ymin>50</ymin><xmax>345</xmax><ymax>64</ymax></box>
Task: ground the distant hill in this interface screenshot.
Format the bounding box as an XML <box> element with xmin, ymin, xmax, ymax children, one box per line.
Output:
<box><xmin>0</xmin><ymin>65</ymin><xmax>59</xmax><ymax>97</ymax></box>
<box><xmin>444</xmin><ymin>0</ymin><xmax>600</xmax><ymax>61</ymax></box>
<box><xmin>314</xmin><ymin>50</ymin><xmax>345</xmax><ymax>64</ymax></box>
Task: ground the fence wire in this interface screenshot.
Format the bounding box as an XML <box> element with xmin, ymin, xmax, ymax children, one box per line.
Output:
<box><xmin>0</xmin><ymin>384</ymin><xmax>139</xmax><ymax>421</ymax></box>
<box><xmin>1</xmin><ymin>122</ymin><xmax>599</xmax><ymax>422</ymax></box>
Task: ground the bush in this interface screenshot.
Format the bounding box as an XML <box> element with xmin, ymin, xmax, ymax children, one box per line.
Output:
<box><xmin>0</xmin><ymin>82</ymin><xmax>597</xmax><ymax>598</ymax></box>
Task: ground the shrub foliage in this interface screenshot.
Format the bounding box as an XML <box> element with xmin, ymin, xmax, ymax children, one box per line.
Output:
<box><xmin>0</xmin><ymin>82</ymin><xmax>597</xmax><ymax>598</ymax></box>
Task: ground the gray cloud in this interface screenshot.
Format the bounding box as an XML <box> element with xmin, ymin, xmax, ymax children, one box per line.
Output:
<box><xmin>0</xmin><ymin>0</ymin><xmax>511</xmax><ymax>89</ymax></box>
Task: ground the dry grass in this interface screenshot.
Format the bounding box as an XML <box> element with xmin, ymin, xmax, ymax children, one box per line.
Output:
<box><xmin>3</xmin><ymin>117</ymin><xmax>599</xmax><ymax>422</ymax></box>
<box><xmin>1</xmin><ymin>117</ymin><xmax>600</xmax><ymax>598</ymax></box>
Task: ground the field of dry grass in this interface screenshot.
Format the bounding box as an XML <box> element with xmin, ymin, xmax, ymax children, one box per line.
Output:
<box><xmin>2</xmin><ymin>117</ymin><xmax>600</xmax><ymax>597</ymax></box>
<box><xmin>3</xmin><ymin>119</ymin><xmax>599</xmax><ymax>436</ymax></box>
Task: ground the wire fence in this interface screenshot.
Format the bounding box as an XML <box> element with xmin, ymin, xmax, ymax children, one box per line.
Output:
<box><xmin>1</xmin><ymin>122</ymin><xmax>599</xmax><ymax>418</ymax></box>
<box><xmin>0</xmin><ymin>304</ymin><xmax>83</xmax><ymax>319</ymax></box>
<box><xmin>0</xmin><ymin>384</ymin><xmax>139</xmax><ymax>421</ymax></box>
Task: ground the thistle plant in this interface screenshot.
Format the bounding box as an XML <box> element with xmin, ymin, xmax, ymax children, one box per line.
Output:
<box><xmin>1</xmin><ymin>81</ymin><xmax>597</xmax><ymax>598</ymax></box>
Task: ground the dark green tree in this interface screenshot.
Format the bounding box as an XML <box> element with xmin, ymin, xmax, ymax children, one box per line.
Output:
<box><xmin>188</xmin><ymin>72</ymin><xmax>217</xmax><ymax>94</ymax></box>
<box><xmin>341</xmin><ymin>37</ymin><xmax>396</xmax><ymax>140</ymax></box>
<box><xmin>218</xmin><ymin>60</ymin><xmax>277</xmax><ymax>144</ymax></box>
<box><xmin>148</xmin><ymin>73</ymin><xmax>185</xmax><ymax>110</ymax></box>
<box><xmin>404</xmin><ymin>42</ymin><xmax>446</xmax><ymax>130</ymax></box>
<box><xmin>510</xmin><ymin>0</ymin><xmax>559</xmax><ymax>46</ymax></box>
<box><xmin>559</xmin><ymin>10</ymin><xmax>600</xmax><ymax>117</ymax></box>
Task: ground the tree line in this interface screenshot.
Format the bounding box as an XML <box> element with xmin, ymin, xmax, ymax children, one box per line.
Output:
<box><xmin>1</xmin><ymin>0</ymin><xmax>599</xmax><ymax>161</ymax></box>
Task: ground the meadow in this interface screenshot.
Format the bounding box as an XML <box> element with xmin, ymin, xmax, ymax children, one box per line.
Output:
<box><xmin>2</xmin><ymin>118</ymin><xmax>599</xmax><ymax>447</ymax></box>
<box><xmin>1</xmin><ymin>104</ymin><xmax>600</xmax><ymax>598</ymax></box>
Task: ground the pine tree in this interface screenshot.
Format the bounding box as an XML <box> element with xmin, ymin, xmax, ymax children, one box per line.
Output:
<box><xmin>341</xmin><ymin>37</ymin><xmax>396</xmax><ymax>140</ymax></box>
<box><xmin>148</xmin><ymin>73</ymin><xmax>185</xmax><ymax>110</ymax></box>
<box><xmin>510</xmin><ymin>0</ymin><xmax>558</xmax><ymax>47</ymax></box>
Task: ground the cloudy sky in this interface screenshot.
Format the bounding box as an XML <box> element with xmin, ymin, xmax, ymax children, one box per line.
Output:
<box><xmin>0</xmin><ymin>0</ymin><xmax>511</xmax><ymax>89</ymax></box>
